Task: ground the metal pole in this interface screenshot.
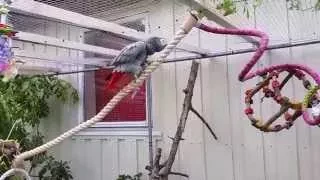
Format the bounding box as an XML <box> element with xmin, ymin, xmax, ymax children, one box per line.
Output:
<box><xmin>165</xmin><ymin>39</ymin><xmax>320</xmax><ymax>63</ymax></box>
<box><xmin>45</xmin><ymin>67</ymin><xmax>110</xmax><ymax>76</ymax></box>
<box><xmin>46</xmin><ymin>39</ymin><xmax>320</xmax><ymax>76</ymax></box>
<box><xmin>147</xmin><ymin>76</ymin><xmax>154</xmax><ymax>171</ymax></box>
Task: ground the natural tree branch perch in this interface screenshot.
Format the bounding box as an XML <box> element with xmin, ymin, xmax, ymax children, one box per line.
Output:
<box><xmin>147</xmin><ymin>61</ymin><xmax>218</xmax><ymax>180</ymax></box>
<box><xmin>190</xmin><ymin>106</ymin><xmax>218</xmax><ymax>140</ymax></box>
<box><xmin>168</xmin><ymin>136</ymin><xmax>185</xmax><ymax>141</ymax></box>
<box><xmin>159</xmin><ymin>61</ymin><xmax>200</xmax><ymax>178</ymax></box>
<box><xmin>152</xmin><ymin>148</ymin><xmax>162</xmax><ymax>179</ymax></box>
<box><xmin>169</xmin><ymin>172</ymin><xmax>189</xmax><ymax>178</ymax></box>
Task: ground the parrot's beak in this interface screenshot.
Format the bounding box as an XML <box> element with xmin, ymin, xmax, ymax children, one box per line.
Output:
<box><xmin>160</xmin><ymin>38</ymin><xmax>168</xmax><ymax>47</ymax></box>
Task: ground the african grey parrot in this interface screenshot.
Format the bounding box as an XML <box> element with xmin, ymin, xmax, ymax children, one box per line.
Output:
<box><xmin>106</xmin><ymin>37</ymin><xmax>167</xmax><ymax>94</ymax></box>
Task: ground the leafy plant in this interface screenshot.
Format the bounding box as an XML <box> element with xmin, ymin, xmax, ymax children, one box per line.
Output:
<box><xmin>214</xmin><ymin>0</ymin><xmax>320</xmax><ymax>17</ymax></box>
<box><xmin>116</xmin><ymin>173</ymin><xmax>142</xmax><ymax>180</ymax></box>
<box><xmin>216</xmin><ymin>0</ymin><xmax>237</xmax><ymax>16</ymax></box>
<box><xmin>0</xmin><ymin>75</ymin><xmax>79</xmax><ymax>179</ymax></box>
<box><xmin>38</xmin><ymin>156</ymin><xmax>73</xmax><ymax>180</ymax></box>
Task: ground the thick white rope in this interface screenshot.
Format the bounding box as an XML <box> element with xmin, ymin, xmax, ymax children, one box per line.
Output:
<box><xmin>0</xmin><ymin>168</ymin><xmax>31</xmax><ymax>180</ymax></box>
<box><xmin>8</xmin><ymin>12</ymin><xmax>199</xmax><ymax>171</ymax></box>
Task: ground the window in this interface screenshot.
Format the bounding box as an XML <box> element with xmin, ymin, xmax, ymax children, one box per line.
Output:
<box><xmin>83</xmin><ymin>16</ymin><xmax>149</xmax><ymax>126</ymax></box>
<box><xmin>94</xmin><ymin>69</ymin><xmax>147</xmax><ymax>122</ymax></box>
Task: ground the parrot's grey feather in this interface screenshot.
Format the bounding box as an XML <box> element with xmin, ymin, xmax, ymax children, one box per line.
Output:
<box><xmin>114</xmin><ymin>64</ymin><xmax>142</xmax><ymax>73</ymax></box>
<box><xmin>111</xmin><ymin>41</ymin><xmax>146</xmax><ymax>66</ymax></box>
<box><xmin>109</xmin><ymin>37</ymin><xmax>166</xmax><ymax>75</ymax></box>
<box><xmin>112</xmin><ymin>42</ymin><xmax>148</xmax><ymax>74</ymax></box>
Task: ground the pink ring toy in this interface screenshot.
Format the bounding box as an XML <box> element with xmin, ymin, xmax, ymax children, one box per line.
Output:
<box><xmin>196</xmin><ymin>23</ymin><xmax>320</xmax><ymax>128</ymax></box>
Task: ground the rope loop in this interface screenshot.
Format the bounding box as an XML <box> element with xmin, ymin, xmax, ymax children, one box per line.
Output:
<box><xmin>0</xmin><ymin>168</ymin><xmax>31</xmax><ymax>180</ymax></box>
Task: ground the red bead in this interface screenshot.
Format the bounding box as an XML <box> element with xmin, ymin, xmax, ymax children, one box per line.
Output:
<box><xmin>295</xmin><ymin>71</ymin><xmax>305</xmax><ymax>80</ymax></box>
<box><xmin>262</xmin><ymin>87</ymin><xmax>269</xmax><ymax>93</ymax></box>
<box><xmin>284</xmin><ymin>113</ymin><xmax>292</xmax><ymax>121</ymax></box>
<box><xmin>272</xmin><ymin>81</ymin><xmax>280</xmax><ymax>89</ymax></box>
<box><xmin>270</xmin><ymin>71</ymin><xmax>279</xmax><ymax>78</ymax></box>
<box><xmin>245</xmin><ymin>89</ymin><xmax>252</xmax><ymax>96</ymax></box>
<box><xmin>245</xmin><ymin>97</ymin><xmax>253</xmax><ymax>104</ymax></box>
<box><xmin>7</xmin><ymin>32</ymin><xmax>17</xmax><ymax>37</ymax></box>
<box><xmin>245</xmin><ymin>107</ymin><xmax>254</xmax><ymax>115</ymax></box>
<box><xmin>275</xmin><ymin>96</ymin><xmax>282</xmax><ymax>103</ymax></box>
<box><xmin>265</xmin><ymin>91</ymin><xmax>275</xmax><ymax>98</ymax></box>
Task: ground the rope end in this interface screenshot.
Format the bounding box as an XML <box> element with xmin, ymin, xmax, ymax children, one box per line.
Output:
<box><xmin>180</xmin><ymin>10</ymin><xmax>200</xmax><ymax>33</ymax></box>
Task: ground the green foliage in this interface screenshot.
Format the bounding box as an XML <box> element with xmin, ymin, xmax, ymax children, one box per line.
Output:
<box><xmin>287</xmin><ymin>0</ymin><xmax>302</xmax><ymax>10</ymax></box>
<box><xmin>216</xmin><ymin>0</ymin><xmax>237</xmax><ymax>16</ymax></box>
<box><xmin>214</xmin><ymin>0</ymin><xmax>320</xmax><ymax>17</ymax></box>
<box><xmin>38</xmin><ymin>156</ymin><xmax>73</xmax><ymax>180</ymax></box>
<box><xmin>0</xmin><ymin>75</ymin><xmax>78</xmax><ymax>179</ymax></box>
<box><xmin>116</xmin><ymin>173</ymin><xmax>142</xmax><ymax>180</ymax></box>
<box><xmin>0</xmin><ymin>75</ymin><xmax>78</xmax><ymax>128</ymax></box>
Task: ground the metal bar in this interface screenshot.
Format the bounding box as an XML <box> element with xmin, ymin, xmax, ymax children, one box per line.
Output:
<box><xmin>45</xmin><ymin>39</ymin><xmax>320</xmax><ymax>76</ymax></box>
<box><xmin>178</xmin><ymin>0</ymin><xmax>258</xmax><ymax>44</ymax></box>
<box><xmin>14</xmin><ymin>32</ymin><xmax>120</xmax><ymax>56</ymax></box>
<box><xmin>166</xmin><ymin>39</ymin><xmax>320</xmax><ymax>63</ymax></box>
<box><xmin>9</xmin><ymin>0</ymin><xmax>147</xmax><ymax>41</ymax></box>
<box><xmin>147</xmin><ymin>77</ymin><xmax>154</xmax><ymax>170</ymax></box>
<box><xmin>19</xmin><ymin>65</ymin><xmax>61</xmax><ymax>74</ymax></box>
<box><xmin>14</xmin><ymin>50</ymin><xmax>110</xmax><ymax>67</ymax></box>
<box><xmin>9</xmin><ymin>10</ymin><xmax>229</xmax><ymax>58</ymax></box>
<box><xmin>45</xmin><ymin>67</ymin><xmax>112</xmax><ymax>76</ymax></box>
<box><xmin>279</xmin><ymin>72</ymin><xmax>294</xmax><ymax>90</ymax></box>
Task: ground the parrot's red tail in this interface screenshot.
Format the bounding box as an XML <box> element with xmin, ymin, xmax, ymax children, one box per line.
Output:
<box><xmin>106</xmin><ymin>72</ymin><xmax>134</xmax><ymax>93</ymax></box>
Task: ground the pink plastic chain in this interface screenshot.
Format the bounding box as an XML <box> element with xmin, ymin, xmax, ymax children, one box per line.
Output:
<box><xmin>196</xmin><ymin>23</ymin><xmax>320</xmax><ymax>131</ymax></box>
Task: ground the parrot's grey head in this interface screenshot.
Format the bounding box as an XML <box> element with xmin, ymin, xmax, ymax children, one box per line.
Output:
<box><xmin>145</xmin><ymin>37</ymin><xmax>167</xmax><ymax>55</ymax></box>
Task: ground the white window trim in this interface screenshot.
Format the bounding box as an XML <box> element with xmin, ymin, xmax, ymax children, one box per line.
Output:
<box><xmin>74</xmin><ymin>128</ymin><xmax>162</xmax><ymax>137</ymax></box>
<box><xmin>90</xmin><ymin>121</ymin><xmax>148</xmax><ymax>128</ymax></box>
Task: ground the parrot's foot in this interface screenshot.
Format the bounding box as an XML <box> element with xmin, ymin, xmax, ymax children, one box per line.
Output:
<box><xmin>145</xmin><ymin>61</ymin><xmax>153</xmax><ymax>66</ymax></box>
<box><xmin>134</xmin><ymin>74</ymin><xmax>139</xmax><ymax>79</ymax></box>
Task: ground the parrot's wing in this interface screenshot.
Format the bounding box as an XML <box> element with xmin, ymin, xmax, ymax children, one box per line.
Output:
<box><xmin>110</xmin><ymin>41</ymin><xmax>146</xmax><ymax>66</ymax></box>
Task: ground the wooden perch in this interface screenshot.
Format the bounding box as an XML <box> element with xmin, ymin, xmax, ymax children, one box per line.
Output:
<box><xmin>190</xmin><ymin>106</ymin><xmax>218</xmax><ymax>140</ymax></box>
<box><xmin>159</xmin><ymin>61</ymin><xmax>200</xmax><ymax>178</ymax></box>
<box><xmin>169</xmin><ymin>172</ymin><xmax>189</xmax><ymax>178</ymax></box>
<box><xmin>146</xmin><ymin>61</ymin><xmax>218</xmax><ymax>180</ymax></box>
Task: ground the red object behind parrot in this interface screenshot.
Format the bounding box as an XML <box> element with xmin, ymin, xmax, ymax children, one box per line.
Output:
<box><xmin>95</xmin><ymin>69</ymin><xmax>146</xmax><ymax>122</ymax></box>
<box><xmin>105</xmin><ymin>71</ymin><xmax>135</xmax><ymax>93</ymax></box>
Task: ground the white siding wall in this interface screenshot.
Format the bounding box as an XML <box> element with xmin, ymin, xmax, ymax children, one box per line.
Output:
<box><xmin>27</xmin><ymin>0</ymin><xmax>320</xmax><ymax>180</ymax></box>
<box><xmin>12</xmin><ymin>19</ymin><xmax>85</xmax><ymax>174</ymax></box>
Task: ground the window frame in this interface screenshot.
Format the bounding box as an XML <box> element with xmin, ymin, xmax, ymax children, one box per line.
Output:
<box><xmin>81</xmin><ymin>13</ymin><xmax>152</xmax><ymax>128</ymax></box>
<box><xmin>90</xmin><ymin>78</ymin><xmax>152</xmax><ymax>128</ymax></box>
